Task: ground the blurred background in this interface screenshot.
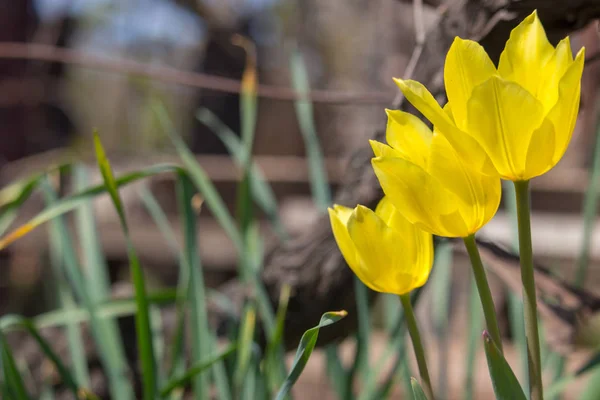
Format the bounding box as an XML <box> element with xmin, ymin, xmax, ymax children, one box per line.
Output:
<box><xmin>1</xmin><ymin>1</ymin><xmax>600</xmax><ymax>399</ymax></box>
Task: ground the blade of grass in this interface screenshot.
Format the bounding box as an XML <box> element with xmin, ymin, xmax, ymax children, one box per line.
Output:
<box><xmin>0</xmin><ymin>163</ymin><xmax>181</xmax><ymax>251</ymax></box>
<box><xmin>275</xmin><ymin>311</ymin><xmax>348</xmax><ymax>400</ymax></box>
<box><xmin>160</xmin><ymin>343</ymin><xmax>237</xmax><ymax>397</ymax></box>
<box><xmin>345</xmin><ymin>277</ymin><xmax>371</xmax><ymax>398</ymax></box>
<box><xmin>41</xmin><ymin>178</ymin><xmax>90</xmax><ymax>389</ymax></box>
<box><xmin>265</xmin><ymin>284</ymin><xmax>291</xmax><ymax>394</ymax></box>
<box><xmin>430</xmin><ymin>242</ymin><xmax>453</xmax><ymax>400</ymax></box>
<box><xmin>154</xmin><ymin>101</ymin><xmax>276</xmax><ymax>334</ymax></box>
<box><xmin>1</xmin><ymin>317</ymin><xmax>81</xmax><ymax>397</ymax></box>
<box><xmin>464</xmin><ymin>275</ymin><xmax>483</xmax><ymax>400</ymax></box>
<box><xmin>411</xmin><ymin>377</ymin><xmax>429</xmax><ymax>400</ymax></box>
<box><xmin>545</xmin><ymin>351</ymin><xmax>600</xmax><ymax>398</ymax></box>
<box><xmin>195</xmin><ymin>108</ymin><xmax>287</xmax><ymax>240</ymax></box>
<box><xmin>289</xmin><ymin>49</ymin><xmax>331</xmax><ymax>211</ymax></box>
<box><xmin>0</xmin><ymin>331</ymin><xmax>29</xmax><ymax>399</ymax></box>
<box><xmin>42</xmin><ymin>173</ymin><xmax>133</xmax><ymax>399</ymax></box>
<box><xmin>93</xmin><ymin>132</ymin><xmax>157</xmax><ymax>399</ymax></box>
<box><xmin>177</xmin><ymin>174</ymin><xmax>211</xmax><ymax>400</ymax></box>
<box><xmin>234</xmin><ymin>304</ymin><xmax>257</xmax><ymax>395</ymax></box>
<box><xmin>572</xmin><ymin>111</ymin><xmax>600</xmax><ymax>400</ymax></box>
<box><xmin>325</xmin><ymin>345</ymin><xmax>347</xmax><ymax>399</ymax></box>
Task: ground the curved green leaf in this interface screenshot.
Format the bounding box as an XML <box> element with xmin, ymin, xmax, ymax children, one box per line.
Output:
<box><xmin>275</xmin><ymin>310</ymin><xmax>348</xmax><ymax>400</ymax></box>
<box><xmin>411</xmin><ymin>378</ymin><xmax>429</xmax><ymax>400</ymax></box>
<box><xmin>483</xmin><ymin>331</ymin><xmax>527</xmax><ymax>400</ymax></box>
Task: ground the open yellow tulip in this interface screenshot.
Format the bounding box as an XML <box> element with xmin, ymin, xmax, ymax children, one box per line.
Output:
<box><xmin>328</xmin><ymin>196</ymin><xmax>433</xmax><ymax>295</ymax></box>
<box><xmin>371</xmin><ymin>109</ymin><xmax>501</xmax><ymax>238</ymax></box>
<box><xmin>395</xmin><ymin>10</ymin><xmax>585</xmax><ymax>181</ymax></box>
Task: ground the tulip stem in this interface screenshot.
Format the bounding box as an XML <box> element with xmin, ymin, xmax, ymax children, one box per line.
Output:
<box><xmin>462</xmin><ymin>234</ymin><xmax>503</xmax><ymax>353</ymax></box>
<box><xmin>514</xmin><ymin>179</ymin><xmax>543</xmax><ymax>400</ymax></box>
<box><xmin>399</xmin><ymin>293</ymin><xmax>434</xmax><ymax>400</ymax></box>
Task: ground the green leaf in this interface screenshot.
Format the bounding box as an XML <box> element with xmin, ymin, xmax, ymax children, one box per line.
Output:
<box><xmin>275</xmin><ymin>310</ymin><xmax>348</xmax><ymax>400</ymax></box>
<box><xmin>265</xmin><ymin>284</ymin><xmax>291</xmax><ymax>393</ymax></box>
<box><xmin>93</xmin><ymin>132</ymin><xmax>157</xmax><ymax>400</ymax></box>
<box><xmin>160</xmin><ymin>344</ymin><xmax>237</xmax><ymax>397</ymax></box>
<box><xmin>289</xmin><ymin>49</ymin><xmax>331</xmax><ymax>211</ymax></box>
<box><xmin>0</xmin><ymin>331</ymin><xmax>30</xmax><ymax>399</ymax></box>
<box><xmin>464</xmin><ymin>275</ymin><xmax>483</xmax><ymax>400</ymax></box>
<box><xmin>176</xmin><ymin>174</ymin><xmax>211</xmax><ymax>400</ymax></box>
<box><xmin>195</xmin><ymin>108</ymin><xmax>287</xmax><ymax>240</ymax></box>
<box><xmin>411</xmin><ymin>378</ymin><xmax>429</xmax><ymax>400</ymax></box>
<box><xmin>234</xmin><ymin>304</ymin><xmax>257</xmax><ymax>394</ymax></box>
<box><xmin>483</xmin><ymin>331</ymin><xmax>527</xmax><ymax>400</ymax></box>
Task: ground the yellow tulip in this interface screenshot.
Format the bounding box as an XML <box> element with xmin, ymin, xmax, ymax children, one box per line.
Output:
<box><xmin>328</xmin><ymin>196</ymin><xmax>433</xmax><ymax>295</ymax></box>
<box><xmin>371</xmin><ymin>109</ymin><xmax>501</xmax><ymax>238</ymax></box>
<box><xmin>395</xmin><ymin>10</ymin><xmax>585</xmax><ymax>181</ymax></box>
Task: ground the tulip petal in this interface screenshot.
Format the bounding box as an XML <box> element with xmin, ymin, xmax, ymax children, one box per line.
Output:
<box><xmin>444</xmin><ymin>38</ymin><xmax>497</xmax><ymax>130</ymax></box>
<box><xmin>548</xmin><ymin>48</ymin><xmax>585</xmax><ymax>164</ymax></box>
<box><xmin>427</xmin><ymin>132</ymin><xmax>500</xmax><ymax>232</ymax></box>
<box><xmin>498</xmin><ymin>10</ymin><xmax>555</xmax><ymax>95</ymax></box>
<box><xmin>395</xmin><ymin>78</ymin><xmax>497</xmax><ymax>176</ymax></box>
<box><xmin>372</xmin><ymin>156</ymin><xmax>469</xmax><ymax>237</ymax></box>
<box><xmin>524</xmin><ymin>118</ymin><xmax>556</xmax><ymax>179</ymax></box>
<box><xmin>329</xmin><ymin>206</ymin><xmax>360</xmax><ymax>272</ymax></box>
<box><xmin>466</xmin><ymin>76</ymin><xmax>546</xmax><ymax>180</ymax></box>
<box><xmin>385</xmin><ymin>109</ymin><xmax>432</xmax><ymax>168</ymax></box>
<box><xmin>536</xmin><ymin>38</ymin><xmax>574</xmax><ymax>112</ymax></box>
<box><xmin>348</xmin><ymin>206</ymin><xmax>431</xmax><ymax>295</ymax></box>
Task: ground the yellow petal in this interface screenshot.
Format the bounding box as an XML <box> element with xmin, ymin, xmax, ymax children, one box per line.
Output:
<box><xmin>427</xmin><ymin>133</ymin><xmax>500</xmax><ymax>233</ymax></box>
<box><xmin>524</xmin><ymin>118</ymin><xmax>556</xmax><ymax>179</ymax></box>
<box><xmin>385</xmin><ymin>109</ymin><xmax>432</xmax><ymax>168</ymax></box>
<box><xmin>348</xmin><ymin>205</ymin><xmax>432</xmax><ymax>294</ymax></box>
<box><xmin>536</xmin><ymin>37</ymin><xmax>574</xmax><ymax>112</ymax></box>
<box><xmin>466</xmin><ymin>76</ymin><xmax>546</xmax><ymax>180</ymax></box>
<box><xmin>371</xmin><ymin>156</ymin><xmax>469</xmax><ymax>237</ymax></box>
<box><xmin>394</xmin><ymin>78</ymin><xmax>496</xmax><ymax>176</ymax></box>
<box><xmin>548</xmin><ymin>48</ymin><xmax>585</xmax><ymax>164</ymax></box>
<box><xmin>370</xmin><ymin>140</ymin><xmax>403</xmax><ymax>158</ymax></box>
<box><xmin>497</xmin><ymin>10</ymin><xmax>555</xmax><ymax>95</ymax></box>
<box><xmin>328</xmin><ymin>206</ymin><xmax>359</xmax><ymax>272</ymax></box>
<box><xmin>444</xmin><ymin>38</ymin><xmax>497</xmax><ymax>130</ymax></box>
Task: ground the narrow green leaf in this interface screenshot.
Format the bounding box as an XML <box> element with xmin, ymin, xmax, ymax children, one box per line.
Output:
<box><xmin>93</xmin><ymin>132</ymin><xmax>157</xmax><ymax>400</ymax></box>
<box><xmin>430</xmin><ymin>243</ymin><xmax>453</xmax><ymax>400</ymax></box>
<box><xmin>160</xmin><ymin>344</ymin><xmax>237</xmax><ymax>397</ymax></box>
<box><xmin>41</xmin><ymin>178</ymin><xmax>90</xmax><ymax>389</ymax></box>
<box><xmin>345</xmin><ymin>277</ymin><xmax>370</xmax><ymax>398</ymax></box>
<box><xmin>275</xmin><ymin>311</ymin><xmax>348</xmax><ymax>400</ymax></box>
<box><xmin>483</xmin><ymin>331</ymin><xmax>527</xmax><ymax>400</ymax></box>
<box><xmin>0</xmin><ymin>163</ymin><xmax>180</xmax><ymax>251</ymax></box>
<box><xmin>289</xmin><ymin>49</ymin><xmax>331</xmax><ymax>211</ymax></box>
<box><xmin>324</xmin><ymin>346</ymin><xmax>347</xmax><ymax>399</ymax></box>
<box><xmin>234</xmin><ymin>304</ymin><xmax>257</xmax><ymax>392</ymax></box>
<box><xmin>195</xmin><ymin>108</ymin><xmax>287</xmax><ymax>239</ymax></box>
<box><xmin>0</xmin><ymin>332</ymin><xmax>29</xmax><ymax>400</ymax></box>
<box><xmin>464</xmin><ymin>275</ymin><xmax>483</xmax><ymax>400</ymax></box>
<box><xmin>545</xmin><ymin>351</ymin><xmax>600</xmax><ymax>398</ymax></box>
<box><xmin>264</xmin><ymin>285</ymin><xmax>291</xmax><ymax>394</ymax></box>
<box><xmin>176</xmin><ymin>174</ymin><xmax>210</xmax><ymax>400</ymax></box>
<box><xmin>411</xmin><ymin>377</ymin><xmax>429</xmax><ymax>400</ymax></box>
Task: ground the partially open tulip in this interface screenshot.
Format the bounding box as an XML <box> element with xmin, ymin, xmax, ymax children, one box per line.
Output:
<box><xmin>395</xmin><ymin>10</ymin><xmax>585</xmax><ymax>181</ymax></box>
<box><xmin>371</xmin><ymin>109</ymin><xmax>501</xmax><ymax>238</ymax></box>
<box><xmin>328</xmin><ymin>197</ymin><xmax>433</xmax><ymax>295</ymax></box>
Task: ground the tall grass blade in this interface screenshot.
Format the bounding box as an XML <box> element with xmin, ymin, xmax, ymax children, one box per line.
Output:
<box><xmin>195</xmin><ymin>108</ymin><xmax>287</xmax><ymax>239</ymax></box>
<box><xmin>41</xmin><ymin>178</ymin><xmax>90</xmax><ymax>389</ymax></box>
<box><xmin>177</xmin><ymin>174</ymin><xmax>211</xmax><ymax>400</ymax></box>
<box><xmin>265</xmin><ymin>284</ymin><xmax>291</xmax><ymax>394</ymax></box>
<box><xmin>234</xmin><ymin>304</ymin><xmax>257</xmax><ymax>395</ymax></box>
<box><xmin>93</xmin><ymin>132</ymin><xmax>157</xmax><ymax>400</ymax></box>
<box><xmin>275</xmin><ymin>310</ymin><xmax>348</xmax><ymax>400</ymax></box>
<box><xmin>345</xmin><ymin>277</ymin><xmax>371</xmax><ymax>398</ymax></box>
<box><xmin>159</xmin><ymin>344</ymin><xmax>237</xmax><ymax>397</ymax></box>
<box><xmin>289</xmin><ymin>49</ymin><xmax>331</xmax><ymax>211</ymax></box>
<box><xmin>0</xmin><ymin>331</ymin><xmax>30</xmax><ymax>399</ymax></box>
<box><xmin>464</xmin><ymin>275</ymin><xmax>483</xmax><ymax>400</ymax></box>
<box><xmin>574</xmin><ymin>109</ymin><xmax>600</xmax><ymax>400</ymax></box>
<box><xmin>430</xmin><ymin>242</ymin><xmax>453</xmax><ymax>400</ymax></box>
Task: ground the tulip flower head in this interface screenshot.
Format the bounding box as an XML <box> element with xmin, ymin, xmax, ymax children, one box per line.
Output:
<box><xmin>328</xmin><ymin>197</ymin><xmax>433</xmax><ymax>295</ymax></box>
<box><xmin>395</xmin><ymin>10</ymin><xmax>585</xmax><ymax>181</ymax></box>
<box><xmin>370</xmin><ymin>109</ymin><xmax>501</xmax><ymax>238</ymax></box>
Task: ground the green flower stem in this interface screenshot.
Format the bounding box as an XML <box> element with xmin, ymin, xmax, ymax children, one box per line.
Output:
<box><xmin>399</xmin><ymin>293</ymin><xmax>434</xmax><ymax>400</ymax></box>
<box><xmin>463</xmin><ymin>234</ymin><xmax>503</xmax><ymax>353</ymax></box>
<box><xmin>514</xmin><ymin>179</ymin><xmax>543</xmax><ymax>400</ymax></box>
